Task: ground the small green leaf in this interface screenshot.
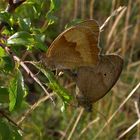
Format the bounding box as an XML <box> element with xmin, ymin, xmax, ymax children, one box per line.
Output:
<box><xmin>0</xmin><ymin>11</ymin><xmax>11</xmax><ymax>25</ymax></box>
<box><xmin>7</xmin><ymin>31</ymin><xmax>33</xmax><ymax>46</ymax></box>
<box><xmin>46</xmin><ymin>12</ymin><xmax>58</xmax><ymax>25</ymax></box>
<box><xmin>45</xmin><ymin>0</ymin><xmax>61</xmax><ymax>26</ymax></box>
<box><xmin>0</xmin><ymin>55</ymin><xmax>14</xmax><ymax>72</ymax></box>
<box><xmin>61</xmin><ymin>102</ymin><xmax>66</xmax><ymax>112</ymax></box>
<box><xmin>33</xmin><ymin>34</ymin><xmax>47</xmax><ymax>51</ymax></box>
<box><xmin>18</xmin><ymin>18</ymin><xmax>31</xmax><ymax>31</ymax></box>
<box><xmin>8</xmin><ymin>69</ymin><xmax>27</xmax><ymax>111</ymax></box>
<box><xmin>33</xmin><ymin>42</ymin><xmax>47</xmax><ymax>51</ymax></box>
<box><xmin>0</xmin><ymin>47</ymin><xmax>6</xmax><ymax>57</ymax></box>
<box><xmin>50</xmin><ymin>0</ymin><xmax>62</xmax><ymax>11</ymax></box>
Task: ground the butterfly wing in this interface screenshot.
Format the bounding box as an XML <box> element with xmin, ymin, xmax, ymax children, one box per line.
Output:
<box><xmin>76</xmin><ymin>55</ymin><xmax>123</xmax><ymax>110</ymax></box>
<box><xmin>45</xmin><ymin>20</ymin><xmax>100</xmax><ymax>69</ymax></box>
<box><xmin>75</xmin><ymin>19</ymin><xmax>99</xmax><ymax>37</ymax></box>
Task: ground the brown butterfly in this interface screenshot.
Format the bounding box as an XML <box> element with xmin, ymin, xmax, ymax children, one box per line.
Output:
<box><xmin>43</xmin><ymin>19</ymin><xmax>123</xmax><ymax>111</ymax></box>
<box><xmin>45</xmin><ymin>20</ymin><xmax>100</xmax><ymax>69</ymax></box>
<box><xmin>75</xmin><ymin>54</ymin><xmax>123</xmax><ymax>111</ymax></box>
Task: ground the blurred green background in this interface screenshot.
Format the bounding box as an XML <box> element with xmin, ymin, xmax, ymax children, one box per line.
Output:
<box><xmin>0</xmin><ymin>0</ymin><xmax>140</xmax><ymax>140</ymax></box>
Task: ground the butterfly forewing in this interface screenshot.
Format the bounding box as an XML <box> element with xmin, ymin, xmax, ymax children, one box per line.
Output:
<box><xmin>45</xmin><ymin>20</ymin><xmax>100</xmax><ymax>69</ymax></box>
<box><xmin>75</xmin><ymin>19</ymin><xmax>100</xmax><ymax>37</ymax></box>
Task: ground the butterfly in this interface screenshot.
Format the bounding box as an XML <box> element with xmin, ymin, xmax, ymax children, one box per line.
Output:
<box><xmin>44</xmin><ymin>19</ymin><xmax>123</xmax><ymax>111</ymax></box>
<box><xmin>75</xmin><ymin>54</ymin><xmax>123</xmax><ymax>111</ymax></box>
<box><xmin>45</xmin><ymin>20</ymin><xmax>100</xmax><ymax>69</ymax></box>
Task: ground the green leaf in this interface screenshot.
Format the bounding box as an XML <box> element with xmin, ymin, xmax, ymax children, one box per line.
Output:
<box><xmin>7</xmin><ymin>31</ymin><xmax>33</xmax><ymax>46</ymax></box>
<box><xmin>46</xmin><ymin>0</ymin><xmax>61</xmax><ymax>26</ymax></box>
<box><xmin>61</xmin><ymin>102</ymin><xmax>66</xmax><ymax>112</ymax></box>
<box><xmin>50</xmin><ymin>0</ymin><xmax>62</xmax><ymax>11</ymax></box>
<box><xmin>18</xmin><ymin>18</ymin><xmax>31</xmax><ymax>31</ymax></box>
<box><xmin>0</xmin><ymin>118</ymin><xmax>11</xmax><ymax>140</ymax></box>
<box><xmin>33</xmin><ymin>41</ymin><xmax>47</xmax><ymax>51</ymax></box>
<box><xmin>0</xmin><ymin>49</ymin><xmax>14</xmax><ymax>72</ymax></box>
<box><xmin>8</xmin><ymin>69</ymin><xmax>27</xmax><ymax>111</ymax></box>
<box><xmin>0</xmin><ymin>118</ymin><xmax>22</xmax><ymax>140</ymax></box>
<box><xmin>16</xmin><ymin>1</ymin><xmax>41</xmax><ymax>20</ymax></box>
<box><xmin>0</xmin><ymin>47</ymin><xmax>6</xmax><ymax>57</ymax></box>
<box><xmin>11</xmin><ymin>126</ymin><xmax>22</xmax><ymax>140</ymax></box>
<box><xmin>0</xmin><ymin>11</ymin><xmax>11</xmax><ymax>25</ymax></box>
<box><xmin>0</xmin><ymin>55</ymin><xmax>15</xmax><ymax>72</ymax></box>
<box><xmin>0</xmin><ymin>87</ymin><xmax>9</xmax><ymax>103</ymax></box>
<box><xmin>32</xmin><ymin>62</ymin><xmax>72</xmax><ymax>103</ymax></box>
<box><xmin>33</xmin><ymin>34</ymin><xmax>47</xmax><ymax>51</ymax></box>
<box><xmin>46</xmin><ymin>12</ymin><xmax>58</xmax><ymax>25</ymax></box>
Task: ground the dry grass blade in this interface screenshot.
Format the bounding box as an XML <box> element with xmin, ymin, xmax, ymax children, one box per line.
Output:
<box><xmin>118</xmin><ymin>101</ymin><xmax>140</xmax><ymax>139</ymax></box>
<box><xmin>106</xmin><ymin>25</ymin><xmax>132</xmax><ymax>54</ymax></box>
<box><xmin>134</xmin><ymin>101</ymin><xmax>140</xmax><ymax>119</ymax></box>
<box><xmin>89</xmin><ymin>0</ymin><xmax>95</xmax><ymax>19</ymax></box>
<box><xmin>118</xmin><ymin>119</ymin><xmax>140</xmax><ymax>139</ymax></box>
<box><xmin>127</xmin><ymin>61</ymin><xmax>140</xmax><ymax>69</ymax></box>
<box><xmin>100</xmin><ymin>6</ymin><xmax>126</xmax><ymax>31</ymax></box>
<box><xmin>93</xmin><ymin>81</ymin><xmax>140</xmax><ymax>140</ymax></box>
<box><xmin>73</xmin><ymin>0</ymin><xmax>78</xmax><ymax>19</ymax></box>
<box><xmin>107</xmin><ymin>7</ymin><xmax>127</xmax><ymax>45</ymax></box>
<box><xmin>67</xmin><ymin>108</ymin><xmax>84</xmax><ymax>140</ymax></box>
<box><xmin>121</xmin><ymin>0</ymin><xmax>132</xmax><ymax>56</ymax></box>
<box><xmin>79</xmin><ymin>117</ymin><xmax>100</xmax><ymax>138</ymax></box>
<box><xmin>60</xmin><ymin>110</ymin><xmax>78</xmax><ymax>140</ymax></box>
<box><xmin>17</xmin><ymin>93</ymin><xmax>55</xmax><ymax>125</ymax></box>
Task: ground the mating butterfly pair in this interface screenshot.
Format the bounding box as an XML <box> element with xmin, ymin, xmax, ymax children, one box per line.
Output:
<box><xmin>44</xmin><ymin>20</ymin><xmax>123</xmax><ymax>111</ymax></box>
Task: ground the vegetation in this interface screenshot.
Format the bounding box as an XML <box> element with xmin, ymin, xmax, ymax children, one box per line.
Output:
<box><xmin>0</xmin><ymin>0</ymin><xmax>140</xmax><ymax>140</ymax></box>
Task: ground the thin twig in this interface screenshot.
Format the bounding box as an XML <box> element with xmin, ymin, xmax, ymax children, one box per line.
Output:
<box><xmin>134</xmin><ymin>101</ymin><xmax>140</xmax><ymax>119</ymax></box>
<box><xmin>13</xmin><ymin>55</ymin><xmax>55</xmax><ymax>105</ymax></box>
<box><xmin>0</xmin><ymin>44</ymin><xmax>55</xmax><ymax>105</ymax></box>
<box><xmin>93</xmin><ymin>81</ymin><xmax>140</xmax><ymax>140</ymax></box>
<box><xmin>17</xmin><ymin>93</ymin><xmax>55</xmax><ymax>125</ymax></box>
<box><xmin>0</xmin><ymin>110</ymin><xmax>23</xmax><ymax>132</ymax></box>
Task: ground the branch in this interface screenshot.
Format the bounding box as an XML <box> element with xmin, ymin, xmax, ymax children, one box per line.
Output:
<box><xmin>0</xmin><ymin>44</ymin><xmax>55</xmax><ymax>105</ymax></box>
<box><xmin>0</xmin><ymin>109</ymin><xmax>23</xmax><ymax>132</ymax></box>
<box><xmin>13</xmin><ymin>55</ymin><xmax>55</xmax><ymax>105</ymax></box>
